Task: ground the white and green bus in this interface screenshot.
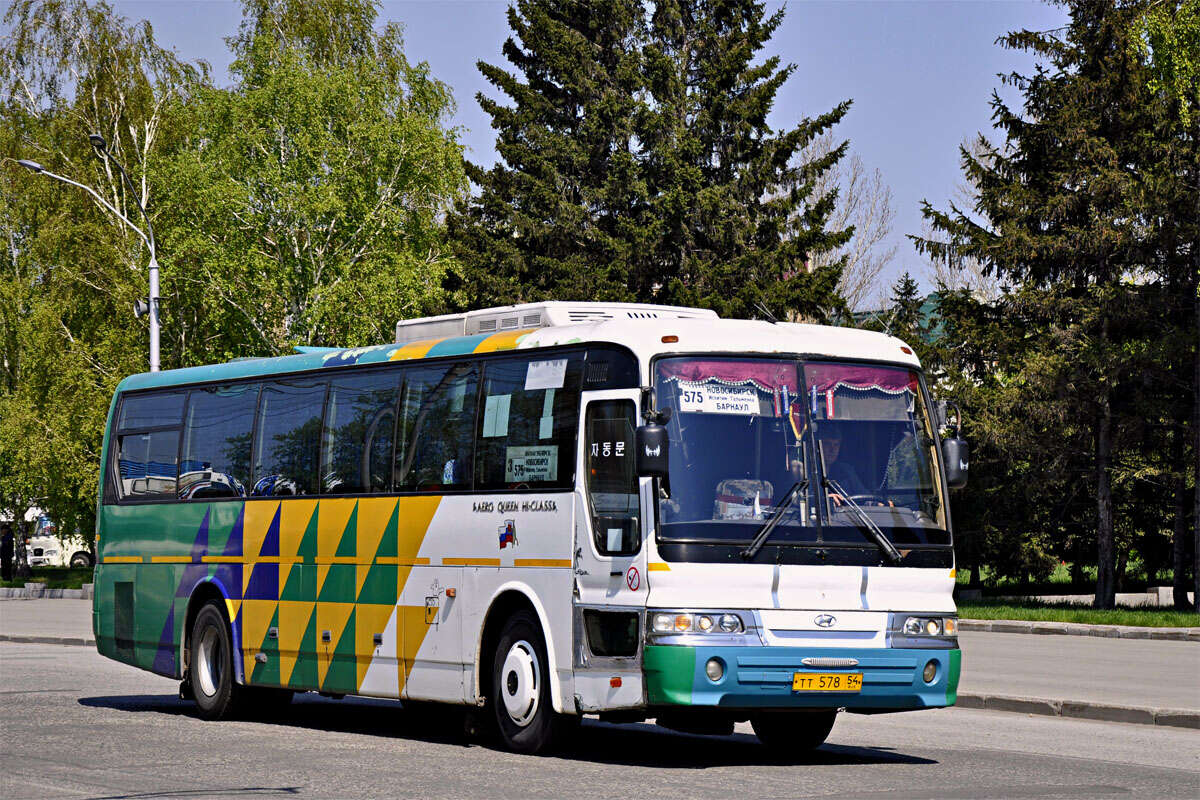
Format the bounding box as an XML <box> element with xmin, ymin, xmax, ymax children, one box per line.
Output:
<box><xmin>93</xmin><ymin>301</ymin><xmax>966</xmax><ymax>754</ymax></box>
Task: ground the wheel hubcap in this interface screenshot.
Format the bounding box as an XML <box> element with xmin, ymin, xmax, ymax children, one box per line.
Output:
<box><xmin>500</xmin><ymin>639</ymin><xmax>540</xmax><ymax>727</ymax></box>
<box><xmin>196</xmin><ymin>625</ymin><xmax>222</xmax><ymax>698</ymax></box>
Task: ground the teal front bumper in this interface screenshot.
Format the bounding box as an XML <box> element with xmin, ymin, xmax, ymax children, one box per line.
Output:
<box><xmin>645</xmin><ymin>644</ymin><xmax>961</xmax><ymax>710</ymax></box>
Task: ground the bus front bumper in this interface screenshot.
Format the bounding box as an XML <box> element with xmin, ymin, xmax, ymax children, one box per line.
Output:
<box><xmin>644</xmin><ymin>644</ymin><xmax>961</xmax><ymax>711</ymax></box>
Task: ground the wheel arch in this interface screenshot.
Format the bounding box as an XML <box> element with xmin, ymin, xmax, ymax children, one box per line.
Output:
<box><xmin>183</xmin><ymin>578</ymin><xmax>245</xmax><ymax>685</ymax></box>
<box><xmin>474</xmin><ymin>582</ymin><xmax>569</xmax><ymax>715</ymax></box>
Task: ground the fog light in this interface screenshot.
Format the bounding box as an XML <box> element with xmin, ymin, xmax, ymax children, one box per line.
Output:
<box><xmin>923</xmin><ymin>660</ymin><xmax>938</xmax><ymax>683</ymax></box>
<box><xmin>705</xmin><ymin>658</ymin><xmax>725</xmax><ymax>682</ymax></box>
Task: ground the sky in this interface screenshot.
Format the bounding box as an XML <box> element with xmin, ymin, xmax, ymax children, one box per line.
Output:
<box><xmin>103</xmin><ymin>0</ymin><xmax>1070</xmax><ymax>299</ymax></box>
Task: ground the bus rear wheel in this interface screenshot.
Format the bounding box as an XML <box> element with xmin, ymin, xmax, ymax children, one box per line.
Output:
<box><xmin>189</xmin><ymin>602</ymin><xmax>240</xmax><ymax>720</ymax></box>
<box><xmin>490</xmin><ymin>611</ymin><xmax>572</xmax><ymax>754</ymax></box>
<box><xmin>751</xmin><ymin>709</ymin><xmax>838</xmax><ymax>753</ymax></box>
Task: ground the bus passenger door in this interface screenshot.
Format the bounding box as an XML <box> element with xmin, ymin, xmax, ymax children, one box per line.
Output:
<box><xmin>572</xmin><ymin>396</ymin><xmax>648</xmax><ymax>711</ymax></box>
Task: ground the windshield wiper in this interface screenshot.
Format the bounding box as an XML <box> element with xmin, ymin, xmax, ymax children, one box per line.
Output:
<box><xmin>740</xmin><ymin>481</ymin><xmax>808</xmax><ymax>560</ymax></box>
<box><xmin>824</xmin><ymin>478</ymin><xmax>904</xmax><ymax>565</ymax></box>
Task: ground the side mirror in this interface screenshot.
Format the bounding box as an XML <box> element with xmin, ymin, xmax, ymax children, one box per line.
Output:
<box><xmin>942</xmin><ymin>437</ymin><xmax>969</xmax><ymax>489</ymax></box>
<box><xmin>635</xmin><ymin>424</ymin><xmax>669</xmax><ymax>479</ymax></box>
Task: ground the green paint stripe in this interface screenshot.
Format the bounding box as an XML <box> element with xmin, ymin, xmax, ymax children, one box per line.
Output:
<box><xmin>644</xmin><ymin>645</ymin><xmax>696</xmax><ymax>706</ymax></box>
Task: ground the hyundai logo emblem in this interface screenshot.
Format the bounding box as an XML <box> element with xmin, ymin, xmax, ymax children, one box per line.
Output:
<box><xmin>814</xmin><ymin>614</ymin><xmax>836</xmax><ymax>628</ymax></box>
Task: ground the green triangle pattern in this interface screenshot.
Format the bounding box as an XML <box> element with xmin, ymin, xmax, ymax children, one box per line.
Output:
<box><xmin>357</xmin><ymin>563</ymin><xmax>398</xmax><ymax>605</ymax></box>
<box><xmin>297</xmin><ymin>507</ymin><xmax>318</xmax><ymax>561</ymax></box>
<box><xmin>289</xmin><ymin>614</ymin><xmax>318</xmax><ymax>689</ymax></box>
<box><xmin>317</xmin><ymin>564</ymin><xmax>355</xmax><ymax>604</ymax></box>
<box><xmin>322</xmin><ymin>609</ymin><xmax>357</xmax><ymax>693</ymax></box>
<box><xmin>376</xmin><ymin>503</ymin><xmax>399</xmax><ymax>558</ymax></box>
<box><xmin>280</xmin><ymin>565</ymin><xmax>307</xmax><ymax>602</ymax></box>
<box><xmin>335</xmin><ymin>501</ymin><xmax>358</xmax><ymax>559</ymax></box>
<box><xmin>252</xmin><ymin>606</ymin><xmax>282</xmax><ymax>686</ymax></box>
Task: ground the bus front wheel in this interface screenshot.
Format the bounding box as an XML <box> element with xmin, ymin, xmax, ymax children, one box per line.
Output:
<box><xmin>189</xmin><ymin>602</ymin><xmax>240</xmax><ymax>720</ymax></box>
<box><xmin>490</xmin><ymin>611</ymin><xmax>573</xmax><ymax>754</ymax></box>
<box><xmin>751</xmin><ymin>709</ymin><xmax>838</xmax><ymax>752</ymax></box>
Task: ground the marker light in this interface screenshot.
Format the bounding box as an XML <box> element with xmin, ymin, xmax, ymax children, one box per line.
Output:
<box><xmin>661</xmin><ymin>335</ymin><xmax>678</xmax><ymax>343</ymax></box>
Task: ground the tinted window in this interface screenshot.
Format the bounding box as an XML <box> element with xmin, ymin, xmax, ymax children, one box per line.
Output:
<box><xmin>253</xmin><ymin>379</ymin><xmax>327</xmax><ymax>496</ymax></box>
<box><xmin>320</xmin><ymin>371</ymin><xmax>400</xmax><ymax>494</ymax></box>
<box><xmin>394</xmin><ymin>363</ymin><xmax>477</xmax><ymax>491</ymax></box>
<box><xmin>179</xmin><ymin>384</ymin><xmax>258</xmax><ymax>499</ymax></box>
<box><xmin>475</xmin><ymin>355</ymin><xmax>581</xmax><ymax>490</ymax></box>
<box><xmin>115</xmin><ymin>430</ymin><xmax>179</xmax><ymax>500</ymax></box>
<box><xmin>118</xmin><ymin>392</ymin><xmax>185</xmax><ymax>430</ymax></box>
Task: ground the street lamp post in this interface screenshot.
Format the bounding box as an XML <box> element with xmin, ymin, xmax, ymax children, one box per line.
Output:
<box><xmin>16</xmin><ymin>144</ymin><xmax>161</xmax><ymax>372</ymax></box>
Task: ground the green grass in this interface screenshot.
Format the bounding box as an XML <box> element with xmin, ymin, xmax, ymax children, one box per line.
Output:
<box><xmin>0</xmin><ymin>566</ymin><xmax>94</xmax><ymax>590</ymax></box>
<box><xmin>958</xmin><ymin>601</ymin><xmax>1199</xmax><ymax>628</ymax></box>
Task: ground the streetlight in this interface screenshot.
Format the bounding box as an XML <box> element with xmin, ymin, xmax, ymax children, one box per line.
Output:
<box><xmin>15</xmin><ymin>144</ymin><xmax>161</xmax><ymax>372</ymax></box>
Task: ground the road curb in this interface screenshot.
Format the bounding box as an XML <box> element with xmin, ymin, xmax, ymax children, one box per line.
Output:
<box><xmin>957</xmin><ymin>692</ymin><xmax>1199</xmax><ymax>730</ymax></box>
<box><xmin>958</xmin><ymin>619</ymin><xmax>1200</xmax><ymax>641</ymax></box>
<box><xmin>0</xmin><ymin>633</ymin><xmax>95</xmax><ymax>647</ymax></box>
<box><xmin>0</xmin><ymin>584</ymin><xmax>92</xmax><ymax>600</ymax></box>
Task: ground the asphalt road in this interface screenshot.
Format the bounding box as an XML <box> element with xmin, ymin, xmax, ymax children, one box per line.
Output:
<box><xmin>2</xmin><ymin>642</ymin><xmax>1197</xmax><ymax>800</ymax></box>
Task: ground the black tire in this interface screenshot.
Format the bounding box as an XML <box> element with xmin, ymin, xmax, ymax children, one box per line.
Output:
<box><xmin>69</xmin><ymin>552</ymin><xmax>93</xmax><ymax>568</ymax></box>
<box><xmin>189</xmin><ymin>602</ymin><xmax>240</xmax><ymax>720</ymax></box>
<box><xmin>490</xmin><ymin>610</ymin><xmax>573</xmax><ymax>754</ymax></box>
<box><xmin>751</xmin><ymin>709</ymin><xmax>838</xmax><ymax>753</ymax></box>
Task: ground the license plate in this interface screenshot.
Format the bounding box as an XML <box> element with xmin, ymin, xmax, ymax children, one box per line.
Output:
<box><xmin>792</xmin><ymin>672</ymin><xmax>863</xmax><ymax>692</ymax></box>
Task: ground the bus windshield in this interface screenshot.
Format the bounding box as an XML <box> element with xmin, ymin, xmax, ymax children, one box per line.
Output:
<box><xmin>653</xmin><ymin>356</ymin><xmax>950</xmax><ymax>550</ymax></box>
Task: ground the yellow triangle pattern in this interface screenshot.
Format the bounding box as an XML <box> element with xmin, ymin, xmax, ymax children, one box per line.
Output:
<box><xmin>317</xmin><ymin>498</ymin><xmax>357</xmax><ymax>559</ymax></box>
<box><xmin>242</xmin><ymin>501</ymin><xmax>278</xmax><ymax>596</ymax></box>
<box><xmin>398</xmin><ymin>604</ymin><xmax>434</xmax><ymax>694</ymax></box>
<box><xmin>355</xmin><ymin>603</ymin><xmax>396</xmax><ymax>690</ymax></box>
<box><xmin>277</xmin><ymin>599</ymin><xmax>315</xmax><ymax>685</ymax></box>
<box><xmin>240</xmin><ymin>598</ymin><xmax>278</xmax><ymax>665</ymax></box>
<box><xmin>357</xmin><ymin>497</ymin><xmax>396</xmax><ymax>562</ymax></box>
<box><xmin>316</xmin><ymin>601</ymin><xmax>355</xmax><ymax>687</ymax></box>
<box><xmin>280</xmin><ymin>498</ymin><xmax>318</xmax><ymax>558</ymax></box>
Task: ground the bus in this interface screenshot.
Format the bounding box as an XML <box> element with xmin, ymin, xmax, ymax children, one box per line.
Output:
<box><xmin>93</xmin><ymin>301</ymin><xmax>967</xmax><ymax>754</ymax></box>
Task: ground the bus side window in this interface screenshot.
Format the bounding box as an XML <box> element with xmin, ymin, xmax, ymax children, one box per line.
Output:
<box><xmin>394</xmin><ymin>363</ymin><xmax>478</xmax><ymax>491</ymax></box>
<box><xmin>179</xmin><ymin>383</ymin><xmax>259</xmax><ymax>500</ymax></box>
<box><xmin>112</xmin><ymin>390</ymin><xmax>185</xmax><ymax>502</ymax></box>
<box><xmin>252</xmin><ymin>379</ymin><xmax>328</xmax><ymax>497</ymax></box>
<box><xmin>320</xmin><ymin>370</ymin><xmax>401</xmax><ymax>495</ymax></box>
<box><xmin>474</xmin><ymin>354</ymin><xmax>582</xmax><ymax>491</ymax></box>
<box><xmin>584</xmin><ymin>400</ymin><xmax>640</xmax><ymax>555</ymax></box>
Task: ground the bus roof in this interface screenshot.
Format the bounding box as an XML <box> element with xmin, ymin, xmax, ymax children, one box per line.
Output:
<box><xmin>115</xmin><ymin>315</ymin><xmax>920</xmax><ymax>394</ymax></box>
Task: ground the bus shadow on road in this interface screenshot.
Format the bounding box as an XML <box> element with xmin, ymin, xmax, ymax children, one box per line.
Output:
<box><xmin>78</xmin><ymin>693</ymin><xmax>935</xmax><ymax>768</ymax></box>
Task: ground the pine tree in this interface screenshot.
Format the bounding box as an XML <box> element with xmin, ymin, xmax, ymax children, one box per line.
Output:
<box><xmin>888</xmin><ymin>272</ymin><xmax>924</xmax><ymax>337</ymax></box>
<box><xmin>916</xmin><ymin>0</ymin><xmax>1161</xmax><ymax>608</ymax></box>
<box><xmin>640</xmin><ymin>0</ymin><xmax>850</xmax><ymax>322</ymax></box>
<box><xmin>447</xmin><ymin>0</ymin><xmax>645</xmax><ymax>309</ymax></box>
<box><xmin>451</xmin><ymin>0</ymin><xmax>852</xmax><ymax>321</ymax></box>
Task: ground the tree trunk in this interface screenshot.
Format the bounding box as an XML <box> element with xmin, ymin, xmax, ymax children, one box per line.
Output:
<box><xmin>1192</xmin><ymin>287</ymin><xmax>1199</xmax><ymax>613</ymax></box>
<box><xmin>14</xmin><ymin>516</ymin><xmax>32</xmax><ymax>581</ymax></box>
<box><xmin>1094</xmin><ymin>391</ymin><xmax>1116</xmax><ymax>609</ymax></box>
<box><xmin>1173</xmin><ymin>424</ymin><xmax>1191</xmax><ymax>608</ymax></box>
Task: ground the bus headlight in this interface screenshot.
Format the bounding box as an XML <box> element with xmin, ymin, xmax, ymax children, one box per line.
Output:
<box><xmin>648</xmin><ymin>610</ymin><xmax>748</xmax><ymax>637</ymax></box>
<box><xmin>890</xmin><ymin>614</ymin><xmax>958</xmax><ymax>648</ymax></box>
